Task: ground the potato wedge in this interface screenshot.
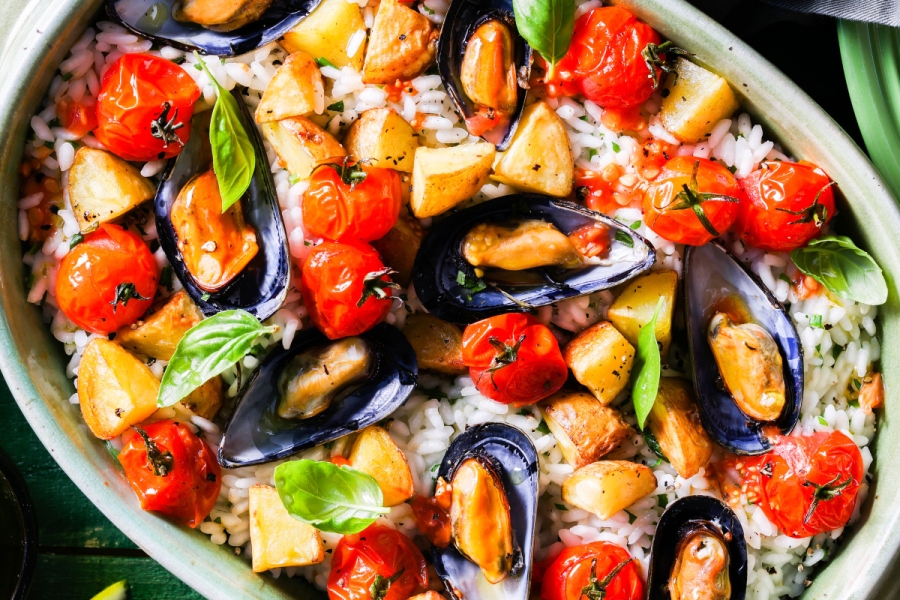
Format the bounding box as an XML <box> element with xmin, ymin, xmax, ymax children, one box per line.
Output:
<box><xmin>261</xmin><ymin>117</ymin><xmax>346</xmax><ymax>179</ymax></box>
<box><xmin>68</xmin><ymin>147</ymin><xmax>155</xmax><ymax>233</ymax></box>
<box><xmin>564</xmin><ymin>321</ymin><xmax>634</xmax><ymax>406</ymax></box>
<box><xmin>280</xmin><ymin>0</ymin><xmax>366</xmax><ymax>70</ymax></box>
<box><xmin>660</xmin><ymin>58</ymin><xmax>740</xmax><ymax>144</ymax></box>
<box><xmin>348</xmin><ymin>426</ymin><xmax>414</xmax><ymax>506</ymax></box>
<box><xmin>362</xmin><ymin>0</ymin><xmax>438</xmax><ymax>84</ymax></box>
<box><xmin>255</xmin><ymin>51</ymin><xmax>323</xmax><ymax>123</ymax></box>
<box><xmin>370</xmin><ymin>216</ymin><xmax>424</xmax><ymax>286</ymax></box>
<box><xmin>78</xmin><ymin>339</ymin><xmax>160</xmax><ymax>440</ymax></box>
<box><xmin>343</xmin><ymin>108</ymin><xmax>419</xmax><ymax>173</ymax></box>
<box><xmin>116</xmin><ymin>290</ymin><xmax>203</xmax><ymax>361</ymax></box>
<box><xmin>249</xmin><ymin>485</ymin><xmax>324</xmax><ymax>572</ymax></box>
<box><xmin>562</xmin><ymin>461</ymin><xmax>657</xmax><ymax>520</ymax></box>
<box><xmin>179</xmin><ymin>376</ymin><xmax>224</xmax><ymax>421</ymax></box>
<box><xmin>539</xmin><ymin>391</ymin><xmax>633</xmax><ymax>469</ymax></box>
<box><xmin>607</xmin><ymin>270</ymin><xmax>677</xmax><ymax>362</ymax></box>
<box><xmin>402</xmin><ymin>314</ymin><xmax>466</xmax><ymax>375</ymax></box>
<box><xmin>491</xmin><ymin>101</ymin><xmax>574</xmax><ymax>197</ymax></box>
<box><xmin>411</xmin><ymin>143</ymin><xmax>496</xmax><ymax>218</ymax></box>
<box><xmin>647</xmin><ymin>378</ymin><xmax>712</xmax><ymax>479</ymax></box>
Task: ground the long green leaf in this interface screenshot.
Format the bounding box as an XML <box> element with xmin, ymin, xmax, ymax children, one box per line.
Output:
<box><xmin>791</xmin><ymin>235</ymin><xmax>887</xmax><ymax>306</ymax></box>
<box><xmin>512</xmin><ymin>0</ymin><xmax>575</xmax><ymax>76</ymax></box>
<box><xmin>632</xmin><ymin>298</ymin><xmax>664</xmax><ymax>429</ymax></box>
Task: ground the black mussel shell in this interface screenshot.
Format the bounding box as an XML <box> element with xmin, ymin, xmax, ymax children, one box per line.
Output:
<box><xmin>107</xmin><ymin>0</ymin><xmax>323</xmax><ymax>56</ymax></box>
<box><xmin>684</xmin><ymin>242</ymin><xmax>803</xmax><ymax>455</ymax></box>
<box><xmin>647</xmin><ymin>495</ymin><xmax>747</xmax><ymax>600</ymax></box>
<box><xmin>434</xmin><ymin>423</ymin><xmax>538</xmax><ymax>600</ymax></box>
<box><xmin>437</xmin><ymin>0</ymin><xmax>531</xmax><ymax>150</ymax></box>
<box><xmin>218</xmin><ymin>323</ymin><xmax>417</xmax><ymax>468</ymax></box>
<box><xmin>155</xmin><ymin>90</ymin><xmax>290</xmax><ymax>321</ymax></box>
<box><xmin>413</xmin><ymin>195</ymin><xmax>655</xmax><ymax>324</ymax></box>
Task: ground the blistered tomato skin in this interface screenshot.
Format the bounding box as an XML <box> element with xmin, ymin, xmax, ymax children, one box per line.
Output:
<box><xmin>540</xmin><ymin>541</ymin><xmax>644</xmax><ymax>600</ymax></box>
<box><xmin>55</xmin><ymin>224</ymin><xmax>158</xmax><ymax>335</ymax></box>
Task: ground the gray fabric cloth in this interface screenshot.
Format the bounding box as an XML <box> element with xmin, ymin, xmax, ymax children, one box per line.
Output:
<box><xmin>757</xmin><ymin>0</ymin><xmax>900</xmax><ymax>27</ymax></box>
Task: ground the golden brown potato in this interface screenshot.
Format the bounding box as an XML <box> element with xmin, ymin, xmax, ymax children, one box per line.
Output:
<box><xmin>411</xmin><ymin>143</ymin><xmax>496</xmax><ymax>218</ymax></box>
<box><xmin>280</xmin><ymin>0</ymin><xmax>366</xmax><ymax>70</ymax></box>
<box><xmin>343</xmin><ymin>108</ymin><xmax>419</xmax><ymax>173</ymax></box>
<box><xmin>348</xmin><ymin>426</ymin><xmax>415</xmax><ymax>506</ymax></box>
<box><xmin>402</xmin><ymin>314</ymin><xmax>466</xmax><ymax>375</ymax></box>
<box><xmin>261</xmin><ymin>117</ymin><xmax>346</xmax><ymax>179</ymax></box>
<box><xmin>647</xmin><ymin>378</ymin><xmax>712</xmax><ymax>479</ymax></box>
<box><xmin>562</xmin><ymin>461</ymin><xmax>657</xmax><ymax>520</ymax></box>
<box><xmin>607</xmin><ymin>270</ymin><xmax>677</xmax><ymax>362</ymax></box>
<box><xmin>255</xmin><ymin>51</ymin><xmax>323</xmax><ymax>123</ymax></box>
<box><xmin>249</xmin><ymin>485</ymin><xmax>324</xmax><ymax>572</ymax></box>
<box><xmin>178</xmin><ymin>376</ymin><xmax>224</xmax><ymax>421</ymax></box>
<box><xmin>660</xmin><ymin>58</ymin><xmax>740</xmax><ymax>144</ymax></box>
<box><xmin>370</xmin><ymin>216</ymin><xmax>424</xmax><ymax>287</ymax></box>
<box><xmin>78</xmin><ymin>339</ymin><xmax>160</xmax><ymax>440</ymax></box>
<box><xmin>539</xmin><ymin>391</ymin><xmax>633</xmax><ymax>469</ymax></box>
<box><xmin>408</xmin><ymin>594</ymin><xmax>444</xmax><ymax>600</ymax></box>
<box><xmin>362</xmin><ymin>0</ymin><xmax>438</xmax><ymax>84</ymax></box>
<box><xmin>116</xmin><ymin>291</ymin><xmax>203</xmax><ymax>361</ymax></box>
<box><xmin>564</xmin><ymin>321</ymin><xmax>634</xmax><ymax>406</ymax></box>
<box><xmin>68</xmin><ymin>147</ymin><xmax>155</xmax><ymax>233</ymax></box>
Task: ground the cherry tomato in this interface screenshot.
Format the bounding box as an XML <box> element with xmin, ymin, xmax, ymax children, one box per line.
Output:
<box><xmin>736</xmin><ymin>161</ymin><xmax>835</xmax><ymax>252</ymax></box>
<box><xmin>461</xmin><ymin>314</ymin><xmax>567</xmax><ymax>405</ymax></box>
<box><xmin>56</xmin><ymin>95</ymin><xmax>97</xmax><ymax>138</ymax></box>
<box><xmin>55</xmin><ymin>224</ymin><xmax>158</xmax><ymax>335</ymax></box>
<box><xmin>327</xmin><ymin>524</ymin><xmax>428</xmax><ymax>600</ymax></box>
<box><xmin>752</xmin><ymin>431</ymin><xmax>863</xmax><ymax>538</ymax></box>
<box><xmin>303</xmin><ymin>161</ymin><xmax>402</xmax><ymax>243</ymax></box>
<box><xmin>541</xmin><ymin>542</ymin><xmax>644</xmax><ymax>600</ymax></box>
<box><xmin>568</xmin><ymin>222</ymin><xmax>610</xmax><ymax>259</ymax></box>
<box><xmin>300</xmin><ymin>241</ymin><xmax>396</xmax><ymax>340</ymax></box>
<box><xmin>642</xmin><ymin>156</ymin><xmax>744</xmax><ymax>246</ymax></box>
<box><xmin>95</xmin><ymin>54</ymin><xmax>201</xmax><ymax>162</ymax></box>
<box><xmin>119</xmin><ymin>420</ymin><xmax>221</xmax><ymax>528</ymax></box>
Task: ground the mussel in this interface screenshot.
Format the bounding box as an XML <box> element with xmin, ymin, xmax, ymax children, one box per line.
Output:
<box><xmin>413</xmin><ymin>195</ymin><xmax>655</xmax><ymax>324</ymax></box>
<box><xmin>432</xmin><ymin>423</ymin><xmax>538</xmax><ymax>599</ymax></box>
<box><xmin>647</xmin><ymin>495</ymin><xmax>747</xmax><ymax>600</ymax></box>
<box><xmin>437</xmin><ymin>0</ymin><xmax>531</xmax><ymax>150</ymax></box>
<box><xmin>155</xmin><ymin>90</ymin><xmax>290</xmax><ymax>321</ymax></box>
<box><xmin>219</xmin><ymin>323</ymin><xmax>417</xmax><ymax>467</ymax></box>
<box><xmin>107</xmin><ymin>0</ymin><xmax>323</xmax><ymax>56</ymax></box>
<box><xmin>684</xmin><ymin>242</ymin><xmax>803</xmax><ymax>455</ymax></box>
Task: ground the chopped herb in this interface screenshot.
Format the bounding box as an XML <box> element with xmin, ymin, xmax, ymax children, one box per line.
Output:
<box><xmin>201</xmin><ymin>293</ymin><xmax>211</xmax><ymax>301</ymax></box>
<box><xmin>172</xmin><ymin>55</ymin><xmax>186</xmax><ymax>65</ymax></box>
<box><xmin>430</xmin><ymin>464</ymin><xmax>439</xmax><ymax>473</ymax></box>
<box><xmin>779</xmin><ymin>273</ymin><xmax>792</xmax><ymax>284</ymax></box>
<box><xmin>555</xmin><ymin>503</ymin><xmax>568</xmax><ymax>511</ymax></box>
<box><xmin>657</xmin><ymin>494</ymin><xmax>669</xmax><ymax>509</ymax></box>
<box><xmin>315</xmin><ymin>57</ymin><xmax>337</xmax><ymax>69</ymax></box>
<box><xmin>728</xmin><ymin>165</ymin><xmax>737</xmax><ymax>174</ymax></box>
<box><xmin>588</xmin><ymin>148</ymin><xmax>598</xmax><ymax>160</ymax></box>
<box><xmin>809</xmin><ymin>314</ymin><xmax>823</xmax><ymax>328</ymax></box>
<box><xmin>625</xmin><ymin>510</ymin><xmax>637</xmax><ymax>524</ymax></box>
<box><xmin>422</xmin><ymin>4</ymin><xmax>435</xmax><ymax>14</ymax></box>
<box><xmin>69</xmin><ymin>233</ymin><xmax>84</xmax><ymax>247</ymax></box>
<box><xmin>517</xmin><ymin>408</ymin><xmax>532</xmax><ymax>417</ymax></box>
<box><xmin>643</xmin><ymin>430</ymin><xmax>669</xmax><ymax>463</ymax></box>
<box><xmin>629</xmin><ymin>220</ymin><xmax>641</xmax><ymax>230</ymax></box>
<box><xmin>47</xmin><ymin>118</ymin><xmax>61</xmax><ymax>128</ymax></box>
<box><xmin>817</xmin><ymin>416</ymin><xmax>828</xmax><ymax>426</ymax></box>
<box><xmin>611</xmin><ymin>142</ymin><xmax>621</xmax><ymax>153</ymax></box>
<box><xmin>536</xmin><ymin>419</ymin><xmax>551</xmax><ymax>435</ymax></box>
<box><xmin>193</xmin><ymin>63</ymin><xmax>203</xmax><ymax>71</ymax></box>
<box><xmin>615</xmin><ymin>230</ymin><xmax>634</xmax><ymax>248</ymax></box>
<box><xmin>327</xmin><ymin>100</ymin><xmax>345</xmax><ymax>112</ymax></box>
<box><xmin>324</xmin><ymin>441</ymin><xmax>335</xmax><ymax>450</ymax></box>
<box><xmin>160</xmin><ymin>265</ymin><xmax>174</xmax><ymax>290</ymax></box>
<box><xmin>289</xmin><ymin>173</ymin><xmax>303</xmax><ymax>185</ymax></box>
<box><xmin>61</xmin><ymin>72</ymin><xmax>73</xmax><ymax>81</ymax></box>
<box><xmin>455</xmin><ymin>270</ymin><xmax>487</xmax><ymax>301</ymax></box>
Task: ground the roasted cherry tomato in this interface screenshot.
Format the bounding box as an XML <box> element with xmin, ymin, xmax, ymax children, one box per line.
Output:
<box><xmin>642</xmin><ymin>156</ymin><xmax>744</xmax><ymax>246</ymax></box>
<box><xmin>327</xmin><ymin>524</ymin><xmax>428</xmax><ymax>600</ymax></box>
<box><xmin>736</xmin><ymin>160</ymin><xmax>836</xmax><ymax>252</ymax></box>
<box><xmin>55</xmin><ymin>223</ymin><xmax>158</xmax><ymax>334</ymax></box>
<box><xmin>300</xmin><ymin>241</ymin><xmax>396</xmax><ymax>340</ymax></box>
<box><xmin>119</xmin><ymin>419</ymin><xmax>221</xmax><ymax>528</ymax></box>
<box><xmin>56</xmin><ymin>95</ymin><xmax>97</xmax><ymax>138</ymax></box>
<box><xmin>540</xmin><ymin>542</ymin><xmax>644</xmax><ymax>600</ymax></box>
<box><xmin>461</xmin><ymin>313</ymin><xmax>567</xmax><ymax>405</ymax></box>
<box><xmin>302</xmin><ymin>160</ymin><xmax>402</xmax><ymax>243</ymax></box>
<box><xmin>752</xmin><ymin>431</ymin><xmax>863</xmax><ymax>538</ymax></box>
<box><xmin>95</xmin><ymin>54</ymin><xmax>201</xmax><ymax>162</ymax></box>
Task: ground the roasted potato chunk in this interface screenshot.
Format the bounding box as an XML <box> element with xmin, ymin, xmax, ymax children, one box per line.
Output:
<box><xmin>178</xmin><ymin>376</ymin><xmax>224</xmax><ymax>421</ymax></box>
<box><xmin>607</xmin><ymin>270</ymin><xmax>677</xmax><ymax>362</ymax></box>
<box><xmin>402</xmin><ymin>314</ymin><xmax>466</xmax><ymax>375</ymax></box>
<box><xmin>348</xmin><ymin>426</ymin><xmax>415</xmax><ymax>506</ymax></box>
<box><xmin>116</xmin><ymin>291</ymin><xmax>204</xmax><ymax>361</ymax></box>
<box><xmin>343</xmin><ymin>108</ymin><xmax>419</xmax><ymax>173</ymax></box>
<box><xmin>647</xmin><ymin>378</ymin><xmax>712</xmax><ymax>479</ymax></box>
<box><xmin>362</xmin><ymin>0</ymin><xmax>438</xmax><ymax>84</ymax></box>
<box><xmin>249</xmin><ymin>485</ymin><xmax>324</xmax><ymax>572</ymax></box>
<box><xmin>660</xmin><ymin>58</ymin><xmax>740</xmax><ymax>144</ymax></box>
<box><xmin>261</xmin><ymin>117</ymin><xmax>346</xmax><ymax>179</ymax></box>
<box><xmin>491</xmin><ymin>101</ymin><xmax>574</xmax><ymax>197</ymax></box>
<box><xmin>539</xmin><ymin>391</ymin><xmax>633</xmax><ymax>469</ymax></box>
<box><xmin>78</xmin><ymin>339</ymin><xmax>160</xmax><ymax>440</ymax></box>
<box><xmin>280</xmin><ymin>0</ymin><xmax>366</xmax><ymax>70</ymax></box>
<box><xmin>255</xmin><ymin>51</ymin><xmax>323</xmax><ymax>123</ymax></box>
<box><xmin>564</xmin><ymin>321</ymin><xmax>634</xmax><ymax>406</ymax></box>
<box><xmin>68</xmin><ymin>147</ymin><xmax>155</xmax><ymax>233</ymax></box>
<box><xmin>370</xmin><ymin>216</ymin><xmax>424</xmax><ymax>286</ymax></box>
<box><xmin>411</xmin><ymin>143</ymin><xmax>496</xmax><ymax>218</ymax></box>
<box><xmin>562</xmin><ymin>461</ymin><xmax>657</xmax><ymax>520</ymax></box>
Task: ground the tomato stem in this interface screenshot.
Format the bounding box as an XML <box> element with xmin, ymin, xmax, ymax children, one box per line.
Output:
<box><xmin>641</xmin><ymin>41</ymin><xmax>692</xmax><ymax>90</ymax></box>
<box><xmin>579</xmin><ymin>557</ymin><xmax>632</xmax><ymax>600</ymax></box>
<box><xmin>775</xmin><ymin>182</ymin><xmax>836</xmax><ymax>227</ymax></box>
<box><xmin>357</xmin><ymin>268</ymin><xmax>401</xmax><ymax>307</ymax></box>
<box><xmin>109</xmin><ymin>282</ymin><xmax>150</xmax><ymax>313</ymax></box>
<box><xmin>666</xmin><ymin>160</ymin><xmax>741</xmax><ymax>238</ymax></box>
<box><xmin>318</xmin><ymin>157</ymin><xmax>369</xmax><ymax>191</ymax></box>
<box><xmin>369</xmin><ymin>567</ymin><xmax>405</xmax><ymax>600</ymax></box>
<box><xmin>150</xmin><ymin>101</ymin><xmax>186</xmax><ymax>150</ymax></box>
<box><xmin>802</xmin><ymin>473</ymin><xmax>852</xmax><ymax>524</ymax></box>
<box><xmin>133</xmin><ymin>426</ymin><xmax>174</xmax><ymax>477</ymax></box>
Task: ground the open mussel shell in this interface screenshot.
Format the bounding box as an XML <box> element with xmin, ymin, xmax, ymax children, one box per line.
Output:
<box><xmin>647</xmin><ymin>495</ymin><xmax>747</xmax><ymax>600</ymax></box>
<box><xmin>436</xmin><ymin>0</ymin><xmax>531</xmax><ymax>150</ymax></box>
<box><xmin>684</xmin><ymin>242</ymin><xmax>803</xmax><ymax>455</ymax></box>
<box><xmin>107</xmin><ymin>0</ymin><xmax>322</xmax><ymax>56</ymax></box>
<box><xmin>218</xmin><ymin>323</ymin><xmax>417</xmax><ymax>468</ymax></box>
<box><xmin>155</xmin><ymin>90</ymin><xmax>289</xmax><ymax>321</ymax></box>
<box><xmin>413</xmin><ymin>195</ymin><xmax>655</xmax><ymax>324</ymax></box>
<box><xmin>434</xmin><ymin>423</ymin><xmax>538</xmax><ymax>600</ymax></box>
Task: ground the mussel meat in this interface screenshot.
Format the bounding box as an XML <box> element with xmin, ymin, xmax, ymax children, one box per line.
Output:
<box><xmin>462</xmin><ymin>220</ymin><xmax>582</xmax><ymax>271</ymax></box>
<box><xmin>173</xmin><ymin>0</ymin><xmax>275</xmax><ymax>32</ymax></box>
<box><xmin>669</xmin><ymin>530</ymin><xmax>731</xmax><ymax>599</ymax></box>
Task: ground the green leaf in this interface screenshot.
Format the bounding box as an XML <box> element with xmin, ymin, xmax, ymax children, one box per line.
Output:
<box><xmin>536</xmin><ymin>419</ymin><xmax>551</xmax><ymax>434</ymax></box>
<box><xmin>274</xmin><ymin>460</ymin><xmax>391</xmax><ymax>534</ymax></box>
<box><xmin>315</xmin><ymin>57</ymin><xmax>336</xmax><ymax>68</ymax></box>
<box><xmin>90</xmin><ymin>580</ymin><xmax>129</xmax><ymax>600</ymax></box>
<box><xmin>791</xmin><ymin>235</ymin><xmax>887</xmax><ymax>305</ymax></box>
<box><xmin>157</xmin><ymin>310</ymin><xmax>276</xmax><ymax>407</ymax></box>
<box><xmin>554</xmin><ymin>503</ymin><xmax>568</xmax><ymax>511</ymax></box>
<box><xmin>615</xmin><ymin>230</ymin><xmax>634</xmax><ymax>248</ymax></box>
<box><xmin>512</xmin><ymin>0</ymin><xmax>575</xmax><ymax>77</ymax></box>
<box><xmin>327</xmin><ymin>100</ymin><xmax>345</xmax><ymax>112</ymax></box>
<box><xmin>632</xmin><ymin>298</ymin><xmax>664</xmax><ymax>429</ymax></box>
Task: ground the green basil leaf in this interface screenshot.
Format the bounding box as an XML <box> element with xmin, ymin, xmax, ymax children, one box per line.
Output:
<box><xmin>632</xmin><ymin>298</ymin><xmax>664</xmax><ymax>429</ymax></box>
<box><xmin>791</xmin><ymin>235</ymin><xmax>887</xmax><ymax>306</ymax></box>
<box><xmin>274</xmin><ymin>460</ymin><xmax>391</xmax><ymax>534</ymax></box>
<box><xmin>513</xmin><ymin>0</ymin><xmax>575</xmax><ymax>75</ymax></box>
<box><xmin>157</xmin><ymin>309</ymin><xmax>276</xmax><ymax>407</ymax></box>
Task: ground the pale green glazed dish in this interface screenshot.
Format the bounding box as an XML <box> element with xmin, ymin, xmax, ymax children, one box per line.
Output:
<box><xmin>1</xmin><ymin>1</ymin><xmax>899</xmax><ymax>598</ymax></box>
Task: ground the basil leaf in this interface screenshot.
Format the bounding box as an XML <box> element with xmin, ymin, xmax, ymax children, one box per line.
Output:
<box><xmin>195</xmin><ymin>55</ymin><xmax>255</xmax><ymax>213</ymax></box>
<box><xmin>513</xmin><ymin>0</ymin><xmax>575</xmax><ymax>76</ymax></box>
<box><xmin>632</xmin><ymin>298</ymin><xmax>664</xmax><ymax>429</ymax></box>
<box><xmin>274</xmin><ymin>460</ymin><xmax>391</xmax><ymax>534</ymax></box>
<box><xmin>157</xmin><ymin>310</ymin><xmax>276</xmax><ymax>407</ymax></box>
<box><xmin>791</xmin><ymin>235</ymin><xmax>887</xmax><ymax>306</ymax></box>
